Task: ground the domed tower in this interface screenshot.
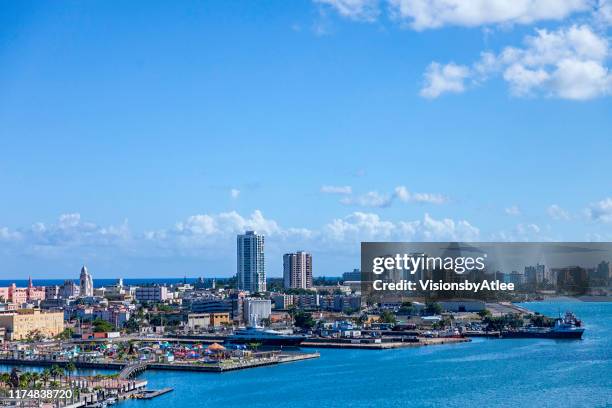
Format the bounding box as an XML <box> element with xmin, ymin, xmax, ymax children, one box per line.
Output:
<box><xmin>79</xmin><ymin>265</ymin><xmax>94</xmax><ymax>297</ymax></box>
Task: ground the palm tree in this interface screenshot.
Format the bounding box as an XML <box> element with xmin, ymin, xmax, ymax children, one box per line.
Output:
<box><xmin>66</xmin><ymin>361</ymin><xmax>76</xmax><ymax>382</ymax></box>
<box><xmin>50</xmin><ymin>365</ymin><xmax>65</xmax><ymax>386</ymax></box>
<box><xmin>41</xmin><ymin>369</ymin><xmax>51</xmax><ymax>388</ymax></box>
<box><xmin>30</xmin><ymin>372</ymin><xmax>41</xmax><ymax>389</ymax></box>
<box><xmin>19</xmin><ymin>372</ymin><xmax>31</xmax><ymax>388</ymax></box>
<box><xmin>0</xmin><ymin>372</ymin><xmax>11</xmax><ymax>388</ymax></box>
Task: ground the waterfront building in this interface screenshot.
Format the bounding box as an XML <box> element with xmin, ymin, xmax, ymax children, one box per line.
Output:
<box><xmin>80</xmin><ymin>265</ymin><xmax>94</xmax><ymax>297</ymax></box>
<box><xmin>438</xmin><ymin>299</ymin><xmax>485</xmax><ymax>312</ymax></box>
<box><xmin>283</xmin><ymin>251</ymin><xmax>313</xmax><ymax>289</ymax></box>
<box><xmin>237</xmin><ymin>231</ymin><xmax>266</xmax><ymax>292</ymax></box>
<box><xmin>134</xmin><ymin>286</ymin><xmax>169</xmax><ymax>302</ymax></box>
<box><xmin>0</xmin><ymin>309</ymin><xmax>64</xmax><ymax>340</ymax></box>
<box><xmin>229</xmin><ymin>292</ymin><xmax>246</xmax><ymax>323</ymax></box>
<box><xmin>187</xmin><ymin>312</ymin><xmax>231</xmax><ymax>330</ymax></box>
<box><xmin>243</xmin><ymin>298</ymin><xmax>271</xmax><ymax>325</ymax></box>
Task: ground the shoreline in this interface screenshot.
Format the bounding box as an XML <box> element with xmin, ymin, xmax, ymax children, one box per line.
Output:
<box><xmin>301</xmin><ymin>337</ymin><xmax>471</xmax><ymax>349</ymax></box>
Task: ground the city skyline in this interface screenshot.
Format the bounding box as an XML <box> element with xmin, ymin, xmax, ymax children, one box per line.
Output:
<box><xmin>1</xmin><ymin>1</ymin><xmax>611</xmax><ymax>278</ymax></box>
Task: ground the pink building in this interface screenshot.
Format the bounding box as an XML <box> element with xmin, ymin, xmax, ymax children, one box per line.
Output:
<box><xmin>0</xmin><ymin>278</ymin><xmax>46</xmax><ymax>305</ymax></box>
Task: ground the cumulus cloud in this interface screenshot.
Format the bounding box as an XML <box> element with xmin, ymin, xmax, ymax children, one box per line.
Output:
<box><xmin>317</xmin><ymin>0</ymin><xmax>592</xmax><ymax>29</ymax></box>
<box><xmin>324</xmin><ymin>212</ymin><xmax>480</xmax><ymax>242</ymax></box>
<box><xmin>394</xmin><ymin>186</ymin><xmax>447</xmax><ymax>204</ymax></box>
<box><xmin>339</xmin><ymin>185</ymin><xmax>447</xmax><ymax>207</ymax></box>
<box><xmin>424</xmin><ymin>24</ymin><xmax>612</xmax><ymax>99</ymax></box>
<box><xmin>0</xmin><ymin>213</ymin><xmax>132</xmax><ymax>260</ymax></box>
<box><xmin>595</xmin><ymin>0</ymin><xmax>612</xmax><ymax>26</ymax></box>
<box><xmin>504</xmin><ymin>205</ymin><xmax>522</xmax><ymax>216</ymax></box>
<box><xmin>547</xmin><ymin>204</ymin><xmax>571</xmax><ymax>220</ymax></box>
<box><xmin>420</xmin><ymin>62</ymin><xmax>471</xmax><ymax>98</ymax></box>
<box><xmin>1</xmin><ymin>210</ymin><xmax>483</xmax><ymax>263</ymax></box>
<box><xmin>388</xmin><ymin>0</ymin><xmax>591</xmax><ymax>30</ymax></box>
<box><xmin>315</xmin><ymin>0</ymin><xmax>380</xmax><ymax>22</ymax></box>
<box><xmin>320</xmin><ymin>185</ymin><xmax>353</xmax><ymax>194</ymax></box>
<box><xmin>230</xmin><ymin>188</ymin><xmax>240</xmax><ymax>199</ymax></box>
<box><xmin>585</xmin><ymin>197</ymin><xmax>612</xmax><ymax>222</ymax></box>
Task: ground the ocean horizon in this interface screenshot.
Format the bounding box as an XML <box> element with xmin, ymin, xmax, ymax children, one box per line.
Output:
<box><xmin>0</xmin><ymin>276</ymin><xmax>342</xmax><ymax>289</ymax></box>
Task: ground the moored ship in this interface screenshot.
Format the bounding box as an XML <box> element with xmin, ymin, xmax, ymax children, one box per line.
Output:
<box><xmin>227</xmin><ymin>327</ymin><xmax>307</xmax><ymax>346</ymax></box>
<box><xmin>501</xmin><ymin>311</ymin><xmax>584</xmax><ymax>339</ymax></box>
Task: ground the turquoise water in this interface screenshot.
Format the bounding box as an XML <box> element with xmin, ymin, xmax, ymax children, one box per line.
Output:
<box><xmin>3</xmin><ymin>301</ymin><xmax>611</xmax><ymax>407</ymax></box>
<box><xmin>121</xmin><ymin>301</ymin><xmax>611</xmax><ymax>408</ymax></box>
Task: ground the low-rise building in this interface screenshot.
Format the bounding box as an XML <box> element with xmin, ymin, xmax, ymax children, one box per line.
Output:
<box><xmin>243</xmin><ymin>299</ymin><xmax>271</xmax><ymax>325</ymax></box>
<box><xmin>135</xmin><ymin>286</ymin><xmax>169</xmax><ymax>302</ymax></box>
<box><xmin>187</xmin><ymin>312</ymin><xmax>231</xmax><ymax>330</ymax></box>
<box><xmin>438</xmin><ymin>300</ymin><xmax>485</xmax><ymax>313</ymax></box>
<box><xmin>0</xmin><ymin>309</ymin><xmax>64</xmax><ymax>340</ymax></box>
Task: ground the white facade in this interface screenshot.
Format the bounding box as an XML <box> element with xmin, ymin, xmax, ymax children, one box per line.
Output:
<box><xmin>135</xmin><ymin>286</ymin><xmax>168</xmax><ymax>302</ymax></box>
<box><xmin>243</xmin><ymin>298</ymin><xmax>271</xmax><ymax>325</ymax></box>
<box><xmin>237</xmin><ymin>231</ymin><xmax>266</xmax><ymax>292</ymax></box>
<box><xmin>79</xmin><ymin>266</ymin><xmax>94</xmax><ymax>297</ymax></box>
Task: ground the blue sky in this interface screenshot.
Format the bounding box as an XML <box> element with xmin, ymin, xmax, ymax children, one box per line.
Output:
<box><xmin>0</xmin><ymin>0</ymin><xmax>611</xmax><ymax>279</ymax></box>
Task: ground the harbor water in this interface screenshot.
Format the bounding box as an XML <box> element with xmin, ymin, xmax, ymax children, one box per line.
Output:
<box><xmin>2</xmin><ymin>301</ymin><xmax>611</xmax><ymax>407</ymax></box>
<box><xmin>120</xmin><ymin>301</ymin><xmax>611</xmax><ymax>408</ymax></box>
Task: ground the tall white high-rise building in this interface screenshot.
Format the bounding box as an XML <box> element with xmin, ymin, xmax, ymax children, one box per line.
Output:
<box><xmin>283</xmin><ymin>251</ymin><xmax>312</xmax><ymax>289</ymax></box>
<box><xmin>237</xmin><ymin>231</ymin><xmax>266</xmax><ymax>292</ymax></box>
<box><xmin>79</xmin><ymin>265</ymin><xmax>94</xmax><ymax>297</ymax></box>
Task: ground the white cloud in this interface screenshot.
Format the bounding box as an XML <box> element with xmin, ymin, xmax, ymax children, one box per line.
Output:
<box><xmin>0</xmin><ymin>227</ymin><xmax>22</xmax><ymax>242</ymax></box>
<box><xmin>388</xmin><ymin>0</ymin><xmax>591</xmax><ymax>30</ymax></box>
<box><xmin>340</xmin><ymin>185</ymin><xmax>446</xmax><ymax>207</ymax></box>
<box><xmin>230</xmin><ymin>188</ymin><xmax>240</xmax><ymax>199</ymax></box>
<box><xmin>315</xmin><ymin>0</ymin><xmax>380</xmax><ymax>21</ymax></box>
<box><xmin>505</xmin><ymin>205</ymin><xmax>522</xmax><ymax>216</ymax></box>
<box><xmin>394</xmin><ymin>186</ymin><xmax>447</xmax><ymax>204</ymax></box>
<box><xmin>324</xmin><ymin>212</ymin><xmax>479</xmax><ymax>242</ymax></box>
<box><xmin>424</xmin><ymin>24</ymin><xmax>612</xmax><ymax>99</ymax></box>
<box><xmin>321</xmin><ymin>185</ymin><xmax>353</xmax><ymax>194</ymax></box>
<box><xmin>547</xmin><ymin>204</ymin><xmax>571</xmax><ymax>220</ymax></box>
<box><xmin>420</xmin><ymin>62</ymin><xmax>471</xmax><ymax>98</ymax></box>
<box><xmin>595</xmin><ymin>0</ymin><xmax>612</xmax><ymax>26</ymax></box>
<box><xmin>172</xmin><ymin>210</ymin><xmax>285</xmax><ymax>238</ymax></box>
<box><xmin>0</xmin><ymin>213</ymin><xmax>132</xmax><ymax>260</ymax></box>
<box><xmin>340</xmin><ymin>191</ymin><xmax>393</xmax><ymax>207</ymax></box>
<box><xmin>324</xmin><ymin>212</ymin><xmax>396</xmax><ymax>241</ymax></box>
<box><xmin>585</xmin><ymin>197</ymin><xmax>612</xmax><ymax>222</ymax></box>
<box><xmin>318</xmin><ymin>0</ymin><xmax>592</xmax><ymax>29</ymax></box>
